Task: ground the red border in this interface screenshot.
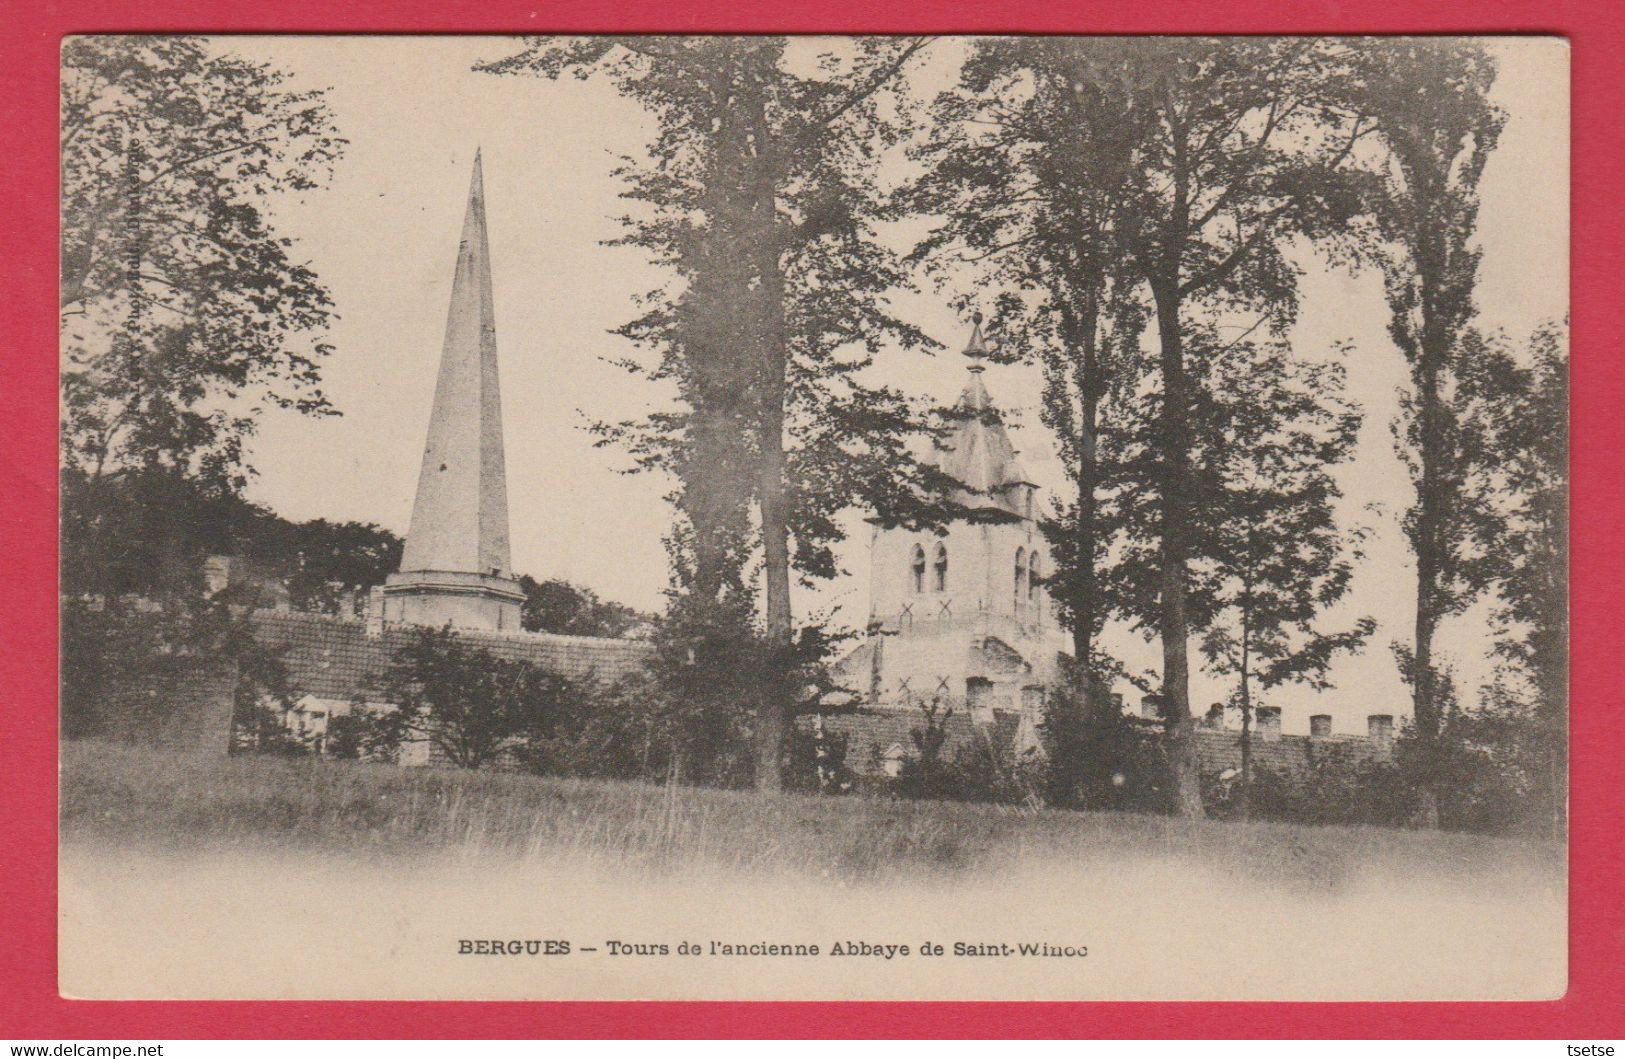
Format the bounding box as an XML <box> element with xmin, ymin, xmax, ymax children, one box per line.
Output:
<box><xmin>3</xmin><ymin>0</ymin><xmax>1621</xmax><ymax>1040</ymax></box>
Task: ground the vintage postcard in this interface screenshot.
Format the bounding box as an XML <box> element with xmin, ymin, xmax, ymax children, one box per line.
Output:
<box><xmin>57</xmin><ymin>34</ymin><xmax>1569</xmax><ymax>1001</ymax></box>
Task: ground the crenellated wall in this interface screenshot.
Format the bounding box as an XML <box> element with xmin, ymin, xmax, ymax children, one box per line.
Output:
<box><xmin>806</xmin><ymin>699</ymin><xmax>1397</xmax><ymax>789</ymax></box>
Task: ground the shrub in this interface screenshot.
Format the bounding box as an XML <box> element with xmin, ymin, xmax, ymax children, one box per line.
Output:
<box><xmin>364</xmin><ymin>626</ymin><xmax>581</xmax><ymax>770</ymax></box>
<box><xmin>1201</xmin><ymin>762</ymin><xmax>1296</xmax><ymax>822</ymax></box>
<box><xmin>882</xmin><ymin>700</ymin><xmax>1032</xmax><ymax>806</ymax></box>
<box><xmin>520</xmin><ymin>672</ymin><xmax>677</xmax><ymax>783</ymax></box>
<box><xmin>1041</xmin><ymin>697</ymin><xmax>1174</xmax><ymax>814</ymax></box>
<box><xmin>784</xmin><ymin>722</ymin><xmax>856</xmax><ymax>795</ymax></box>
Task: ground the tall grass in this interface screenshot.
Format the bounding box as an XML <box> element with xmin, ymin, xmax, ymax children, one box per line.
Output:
<box><xmin>61</xmin><ymin>740</ymin><xmax>1562</xmax><ymax>891</ymax></box>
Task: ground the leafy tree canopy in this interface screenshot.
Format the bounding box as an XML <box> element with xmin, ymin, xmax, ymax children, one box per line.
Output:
<box><xmin>61</xmin><ymin>36</ymin><xmax>345</xmax><ymax>488</ymax></box>
<box><xmin>517</xmin><ymin>575</ymin><xmax>655</xmax><ymax>639</ymax></box>
<box><xmin>367</xmin><ymin>626</ymin><xmax>579</xmax><ymax>770</ymax></box>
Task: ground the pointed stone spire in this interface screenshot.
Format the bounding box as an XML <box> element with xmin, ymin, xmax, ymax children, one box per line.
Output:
<box><xmin>925</xmin><ymin>314</ymin><xmax>1036</xmax><ymax>519</ymax></box>
<box><xmin>382</xmin><ymin>151</ymin><xmax>525</xmax><ymax>632</ymax></box>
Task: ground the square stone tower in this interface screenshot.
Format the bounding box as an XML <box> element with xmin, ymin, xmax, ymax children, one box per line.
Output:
<box><xmin>835</xmin><ymin>317</ymin><xmax>1069</xmax><ymax>721</ymax></box>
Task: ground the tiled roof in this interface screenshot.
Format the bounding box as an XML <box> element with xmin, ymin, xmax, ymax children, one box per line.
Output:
<box><xmin>249</xmin><ymin>611</ymin><xmax>656</xmax><ymax>701</ymax></box>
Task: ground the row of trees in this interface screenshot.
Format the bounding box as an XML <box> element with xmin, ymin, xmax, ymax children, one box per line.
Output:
<box><xmin>60</xmin><ymin>37</ymin><xmax>1565</xmax><ymax>832</ymax></box>
<box><xmin>243</xmin><ymin>621</ymin><xmax>1542</xmax><ymax>837</ymax></box>
<box><xmin>62</xmin><ymin>459</ymin><xmax>650</xmax><ymax>630</ymax></box>
<box><xmin>476</xmin><ymin>36</ymin><xmax>1565</xmax><ymax>827</ymax></box>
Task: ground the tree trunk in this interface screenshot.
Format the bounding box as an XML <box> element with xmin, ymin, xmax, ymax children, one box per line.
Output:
<box><xmin>1412</xmin><ymin>602</ymin><xmax>1442</xmax><ymax>828</ymax></box>
<box><xmin>688</xmin><ymin>412</ymin><xmax>739</xmax><ymax>606</ymax></box>
<box><xmin>668</xmin><ymin>741</ymin><xmax>687</xmax><ymax>788</ymax></box>
<box><xmin>1538</xmin><ymin>565</ymin><xmax>1568</xmax><ymax>836</ymax></box>
<box><xmin>1150</xmin><ymin>276</ymin><xmax>1205</xmax><ymax>819</ymax></box>
<box><xmin>1069</xmin><ymin>291</ymin><xmax>1102</xmax><ymax>718</ymax></box>
<box><xmin>1237</xmin><ymin>590</ymin><xmax>1253</xmax><ymax>823</ymax></box>
<box><xmin>749</xmin><ymin>86</ymin><xmax>794</xmax><ymax>793</ymax></box>
<box><xmin>1411</xmin><ymin>261</ymin><xmax>1447</xmax><ymax>829</ymax></box>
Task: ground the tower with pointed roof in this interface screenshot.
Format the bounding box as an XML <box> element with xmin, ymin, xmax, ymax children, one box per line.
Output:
<box><xmin>381</xmin><ymin>152</ymin><xmax>525</xmax><ymax>632</ymax></box>
<box><xmin>834</xmin><ymin>316</ymin><xmax>1068</xmax><ymax>737</ymax></box>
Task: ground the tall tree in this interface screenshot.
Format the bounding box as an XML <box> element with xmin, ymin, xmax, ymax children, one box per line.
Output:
<box><xmin>1054</xmin><ymin>38</ymin><xmax>1373</xmax><ymax>816</ymax></box>
<box><xmin>60</xmin><ymin>37</ymin><xmax>345</xmax><ymax>600</ymax></box>
<box><xmin>902</xmin><ymin>38</ymin><xmax>1149</xmax><ymax>716</ymax></box>
<box><xmin>61</xmin><ymin>36</ymin><xmax>345</xmax><ymax>488</ymax></box>
<box><xmin>1351</xmin><ymin>39</ymin><xmax>1505</xmax><ymax>825</ymax></box>
<box><xmin>479</xmin><ymin>37</ymin><xmax>945</xmax><ymax>789</ymax></box>
<box><xmin>1192</xmin><ymin>336</ymin><xmax>1374</xmax><ymax>819</ymax></box>
<box><xmin>1467</xmin><ymin>321</ymin><xmax>1568</xmax><ymax>834</ymax></box>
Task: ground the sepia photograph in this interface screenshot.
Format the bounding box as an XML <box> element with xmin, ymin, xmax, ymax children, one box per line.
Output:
<box><xmin>56</xmin><ymin>33</ymin><xmax>1569</xmax><ymax>1002</ymax></box>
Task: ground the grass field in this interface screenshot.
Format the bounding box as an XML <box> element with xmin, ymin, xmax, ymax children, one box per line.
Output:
<box><xmin>59</xmin><ymin>740</ymin><xmax>1559</xmax><ymax>887</ymax></box>
<box><xmin>58</xmin><ymin>740</ymin><xmax>1567</xmax><ymax>1001</ymax></box>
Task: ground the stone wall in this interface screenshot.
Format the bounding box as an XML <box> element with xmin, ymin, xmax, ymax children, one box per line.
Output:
<box><xmin>807</xmin><ymin>701</ymin><xmax>1393</xmax><ymax>789</ymax></box>
<box><xmin>96</xmin><ymin>660</ymin><xmax>240</xmax><ymax>757</ymax></box>
<box><xmin>87</xmin><ymin>609</ymin><xmax>657</xmax><ymax>758</ymax></box>
<box><xmin>251</xmin><ymin>610</ymin><xmax>655</xmax><ymax>701</ymax></box>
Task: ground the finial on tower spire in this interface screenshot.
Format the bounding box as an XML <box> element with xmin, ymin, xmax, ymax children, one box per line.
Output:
<box><xmin>963</xmin><ymin>311</ymin><xmax>989</xmax><ymax>371</ymax></box>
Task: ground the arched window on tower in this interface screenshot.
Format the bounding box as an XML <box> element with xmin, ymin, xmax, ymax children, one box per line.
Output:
<box><xmin>933</xmin><ymin>543</ymin><xmax>948</xmax><ymax>592</ymax></box>
<box><xmin>1014</xmin><ymin>547</ymin><xmax>1027</xmax><ymax>608</ymax></box>
<box><xmin>911</xmin><ymin>544</ymin><xmax>926</xmax><ymax>594</ymax></box>
<box><xmin>1028</xmin><ymin>551</ymin><xmax>1040</xmax><ymax>603</ymax></box>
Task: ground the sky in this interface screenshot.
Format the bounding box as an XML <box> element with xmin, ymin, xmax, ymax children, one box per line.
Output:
<box><xmin>228</xmin><ymin>36</ymin><xmax>1568</xmax><ymax>736</ymax></box>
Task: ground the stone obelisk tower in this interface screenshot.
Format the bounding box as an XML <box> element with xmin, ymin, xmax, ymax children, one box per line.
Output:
<box><xmin>381</xmin><ymin>151</ymin><xmax>525</xmax><ymax>632</ymax></box>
